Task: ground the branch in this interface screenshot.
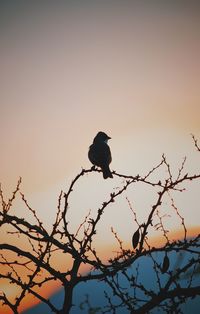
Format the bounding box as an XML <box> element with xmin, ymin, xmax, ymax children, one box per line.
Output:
<box><xmin>0</xmin><ymin>244</ymin><xmax>66</xmax><ymax>282</ymax></box>
<box><xmin>0</xmin><ymin>273</ymin><xmax>58</xmax><ymax>313</ymax></box>
<box><xmin>191</xmin><ymin>134</ymin><xmax>200</xmax><ymax>151</ymax></box>
<box><xmin>132</xmin><ymin>286</ymin><xmax>200</xmax><ymax>314</ymax></box>
<box><xmin>0</xmin><ymin>212</ymin><xmax>73</xmax><ymax>255</ymax></box>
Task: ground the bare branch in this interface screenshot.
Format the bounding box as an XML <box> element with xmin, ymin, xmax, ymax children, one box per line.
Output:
<box><xmin>1</xmin><ymin>136</ymin><xmax>200</xmax><ymax>313</ymax></box>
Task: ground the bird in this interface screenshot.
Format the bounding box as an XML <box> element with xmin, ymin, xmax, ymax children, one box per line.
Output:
<box><xmin>88</xmin><ymin>131</ymin><xmax>113</xmax><ymax>179</ymax></box>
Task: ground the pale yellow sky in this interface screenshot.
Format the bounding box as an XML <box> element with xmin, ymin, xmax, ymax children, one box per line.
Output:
<box><xmin>0</xmin><ymin>0</ymin><xmax>199</xmax><ymax>227</ymax></box>
<box><xmin>1</xmin><ymin>1</ymin><xmax>200</xmax><ymax>194</ymax></box>
<box><xmin>0</xmin><ymin>0</ymin><xmax>199</xmax><ymax>232</ymax></box>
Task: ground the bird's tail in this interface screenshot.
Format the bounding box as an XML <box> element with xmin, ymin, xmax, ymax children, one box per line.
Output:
<box><xmin>102</xmin><ymin>166</ymin><xmax>113</xmax><ymax>179</ymax></box>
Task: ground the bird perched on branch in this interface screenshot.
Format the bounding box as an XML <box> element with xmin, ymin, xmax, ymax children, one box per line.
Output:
<box><xmin>88</xmin><ymin>131</ymin><xmax>113</xmax><ymax>179</ymax></box>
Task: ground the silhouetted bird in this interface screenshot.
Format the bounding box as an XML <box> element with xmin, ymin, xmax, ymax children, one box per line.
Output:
<box><xmin>88</xmin><ymin>131</ymin><xmax>113</xmax><ymax>179</ymax></box>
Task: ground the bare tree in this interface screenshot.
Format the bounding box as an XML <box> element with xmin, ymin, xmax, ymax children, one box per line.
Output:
<box><xmin>0</xmin><ymin>137</ymin><xmax>200</xmax><ymax>314</ymax></box>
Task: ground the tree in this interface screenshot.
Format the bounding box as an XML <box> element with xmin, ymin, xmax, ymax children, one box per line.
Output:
<box><xmin>0</xmin><ymin>136</ymin><xmax>200</xmax><ymax>314</ymax></box>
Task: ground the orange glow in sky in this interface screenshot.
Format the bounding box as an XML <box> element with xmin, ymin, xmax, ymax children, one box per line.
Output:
<box><xmin>1</xmin><ymin>227</ymin><xmax>199</xmax><ymax>314</ymax></box>
<box><xmin>0</xmin><ymin>1</ymin><xmax>200</xmax><ymax>313</ymax></box>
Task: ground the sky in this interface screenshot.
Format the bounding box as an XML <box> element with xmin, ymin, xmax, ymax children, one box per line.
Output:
<box><xmin>0</xmin><ymin>0</ymin><xmax>200</xmax><ymax>312</ymax></box>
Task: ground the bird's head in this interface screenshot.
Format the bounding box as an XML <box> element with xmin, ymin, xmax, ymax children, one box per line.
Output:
<box><xmin>94</xmin><ymin>131</ymin><xmax>111</xmax><ymax>143</ymax></box>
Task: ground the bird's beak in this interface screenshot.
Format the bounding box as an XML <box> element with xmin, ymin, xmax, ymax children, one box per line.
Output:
<box><xmin>107</xmin><ymin>136</ymin><xmax>111</xmax><ymax>140</ymax></box>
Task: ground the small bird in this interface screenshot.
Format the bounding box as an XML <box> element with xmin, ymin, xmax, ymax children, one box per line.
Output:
<box><xmin>88</xmin><ymin>131</ymin><xmax>113</xmax><ymax>179</ymax></box>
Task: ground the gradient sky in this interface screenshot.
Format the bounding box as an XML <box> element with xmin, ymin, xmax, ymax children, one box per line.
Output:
<box><xmin>1</xmin><ymin>1</ymin><xmax>200</xmax><ymax>312</ymax></box>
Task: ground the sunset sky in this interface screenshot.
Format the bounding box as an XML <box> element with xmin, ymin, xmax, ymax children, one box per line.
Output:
<box><xmin>1</xmin><ymin>1</ymin><xmax>200</xmax><ymax>312</ymax></box>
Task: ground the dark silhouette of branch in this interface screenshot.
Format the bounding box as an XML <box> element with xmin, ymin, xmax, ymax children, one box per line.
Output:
<box><xmin>0</xmin><ymin>137</ymin><xmax>200</xmax><ymax>313</ymax></box>
<box><xmin>191</xmin><ymin>134</ymin><xmax>200</xmax><ymax>151</ymax></box>
<box><xmin>131</xmin><ymin>286</ymin><xmax>200</xmax><ymax>314</ymax></box>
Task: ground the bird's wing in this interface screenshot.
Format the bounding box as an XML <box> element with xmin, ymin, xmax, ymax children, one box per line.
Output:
<box><xmin>89</xmin><ymin>142</ymin><xmax>112</xmax><ymax>167</ymax></box>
